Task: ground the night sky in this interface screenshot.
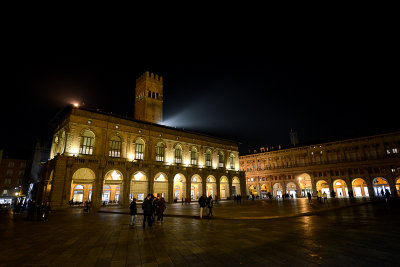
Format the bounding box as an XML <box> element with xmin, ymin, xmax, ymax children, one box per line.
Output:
<box><xmin>2</xmin><ymin>29</ymin><xmax>398</xmax><ymax>156</ymax></box>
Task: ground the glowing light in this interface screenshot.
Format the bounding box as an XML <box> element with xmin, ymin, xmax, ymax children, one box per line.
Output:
<box><xmin>128</xmin><ymin>153</ymin><xmax>134</xmax><ymax>161</ymax></box>
<box><xmin>73</xmin><ymin>103</ymin><xmax>79</xmax><ymax>107</ymax></box>
<box><xmin>69</xmin><ymin>146</ymin><xmax>79</xmax><ymax>156</ymax></box>
<box><xmin>111</xmin><ymin>171</ymin><xmax>121</xmax><ymax>180</ymax></box>
<box><xmin>134</xmin><ymin>172</ymin><xmax>144</xmax><ymax>181</ymax></box>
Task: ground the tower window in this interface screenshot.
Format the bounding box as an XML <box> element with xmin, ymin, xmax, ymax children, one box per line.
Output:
<box><xmin>148</xmin><ymin>91</ymin><xmax>151</xmax><ymax>98</ymax></box>
<box><xmin>156</xmin><ymin>93</ymin><xmax>159</xmax><ymax>99</ymax></box>
<box><xmin>152</xmin><ymin>92</ymin><xmax>155</xmax><ymax>99</ymax></box>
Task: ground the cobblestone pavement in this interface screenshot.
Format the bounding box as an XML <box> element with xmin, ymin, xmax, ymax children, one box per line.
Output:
<box><xmin>0</xmin><ymin>198</ymin><xmax>399</xmax><ymax>266</ymax></box>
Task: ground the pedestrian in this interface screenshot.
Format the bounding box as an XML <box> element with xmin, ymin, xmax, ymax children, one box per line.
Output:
<box><xmin>37</xmin><ymin>203</ymin><xmax>44</xmax><ymax>221</ymax></box>
<box><xmin>198</xmin><ymin>194</ymin><xmax>206</xmax><ymax>219</ymax></box>
<box><xmin>130</xmin><ymin>198</ymin><xmax>137</xmax><ymax>228</ymax></box>
<box><xmin>307</xmin><ymin>192</ymin><xmax>312</xmax><ymax>204</ymax></box>
<box><xmin>323</xmin><ymin>192</ymin><xmax>327</xmax><ymax>203</ymax></box>
<box><xmin>151</xmin><ymin>195</ymin><xmax>157</xmax><ymax>222</ymax></box>
<box><xmin>142</xmin><ymin>194</ymin><xmax>153</xmax><ymax>228</ymax></box>
<box><xmin>385</xmin><ymin>189</ymin><xmax>391</xmax><ymax>209</ymax></box>
<box><xmin>27</xmin><ymin>200</ymin><xmax>36</xmax><ymax>221</ymax></box>
<box><xmin>157</xmin><ymin>197</ymin><xmax>166</xmax><ymax>221</ymax></box>
<box><xmin>43</xmin><ymin>202</ymin><xmax>51</xmax><ymax>222</ymax></box>
<box><xmin>317</xmin><ymin>191</ymin><xmax>322</xmax><ymax>203</ymax></box>
<box><xmin>207</xmin><ymin>196</ymin><xmax>214</xmax><ymax>217</ymax></box>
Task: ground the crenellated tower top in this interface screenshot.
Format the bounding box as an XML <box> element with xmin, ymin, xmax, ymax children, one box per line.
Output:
<box><xmin>134</xmin><ymin>71</ymin><xmax>163</xmax><ymax>124</ymax></box>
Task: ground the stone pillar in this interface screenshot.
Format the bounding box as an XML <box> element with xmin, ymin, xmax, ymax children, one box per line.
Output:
<box><xmin>91</xmin><ymin>166</ymin><xmax>104</xmax><ymax>209</ymax></box>
<box><xmin>122</xmin><ymin>169</ymin><xmax>130</xmax><ymax>207</ymax></box>
<box><xmin>311</xmin><ymin>174</ymin><xmax>317</xmax><ymax>197</ymax></box>
<box><xmin>216</xmin><ymin>175</ymin><xmax>221</xmax><ymax>201</ymax></box>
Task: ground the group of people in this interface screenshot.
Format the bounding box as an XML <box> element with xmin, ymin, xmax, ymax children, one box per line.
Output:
<box><xmin>130</xmin><ymin>194</ymin><xmax>167</xmax><ymax>228</ymax></box>
<box><xmin>233</xmin><ymin>194</ymin><xmax>243</xmax><ymax>204</ymax></box>
<box><xmin>198</xmin><ymin>194</ymin><xmax>214</xmax><ymax>219</ymax></box>
<box><xmin>317</xmin><ymin>191</ymin><xmax>328</xmax><ymax>203</ymax></box>
<box><xmin>27</xmin><ymin>200</ymin><xmax>51</xmax><ymax>222</ymax></box>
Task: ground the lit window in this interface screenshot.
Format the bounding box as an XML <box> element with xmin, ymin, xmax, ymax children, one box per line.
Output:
<box><xmin>2</xmin><ymin>189</ymin><xmax>7</xmax><ymax>195</ymax></box>
<box><xmin>156</xmin><ymin>143</ymin><xmax>165</xmax><ymax>162</ymax></box>
<box><xmin>230</xmin><ymin>154</ymin><xmax>235</xmax><ymax>169</ymax></box>
<box><xmin>218</xmin><ymin>153</ymin><xmax>224</xmax><ymax>168</ymax></box>
<box><xmin>109</xmin><ymin>136</ymin><xmax>122</xmax><ymax>158</ymax></box>
<box><xmin>250</xmin><ymin>178</ymin><xmax>253</xmax><ymax>181</ymax></box>
<box><xmin>175</xmin><ymin>146</ymin><xmax>182</xmax><ymax>164</ymax></box>
<box><xmin>135</xmin><ymin>139</ymin><xmax>145</xmax><ymax>160</ymax></box>
<box><xmin>191</xmin><ymin>147</ymin><xmax>198</xmax><ymax>165</ymax></box>
<box><xmin>205</xmin><ymin>149</ymin><xmax>212</xmax><ymax>167</ymax></box>
<box><xmin>79</xmin><ymin>130</ymin><xmax>95</xmax><ymax>155</ymax></box>
<box><xmin>393</xmin><ymin>148</ymin><xmax>398</xmax><ymax>154</ymax></box>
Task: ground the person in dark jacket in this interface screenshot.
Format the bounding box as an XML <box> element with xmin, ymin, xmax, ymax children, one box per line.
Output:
<box><xmin>130</xmin><ymin>199</ymin><xmax>137</xmax><ymax>228</ymax></box>
<box><xmin>198</xmin><ymin>194</ymin><xmax>207</xmax><ymax>219</ymax></box>
<box><xmin>142</xmin><ymin>194</ymin><xmax>153</xmax><ymax>228</ymax></box>
<box><xmin>157</xmin><ymin>197</ymin><xmax>166</xmax><ymax>221</ymax></box>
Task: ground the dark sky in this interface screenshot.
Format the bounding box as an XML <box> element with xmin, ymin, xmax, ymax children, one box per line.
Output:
<box><xmin>1</xmin><ymin>22</ymin><xmax>398</xmax><ymax>156</ymax></box>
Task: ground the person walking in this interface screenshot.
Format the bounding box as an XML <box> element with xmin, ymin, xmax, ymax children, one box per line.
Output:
<box><xmin>207</xmin><ymin>196</ymin><xmax>214</xmax><ymax>218</ymax></box>
<box><xmin>385</xmin><ymin>189</ymin><xmax>391</xmax><ymax>209</ymax></box>
<box><xmin>322</xmin><ymin>192</ymin><xmax>327</xmax><ymax>203</ymax></box>
<box><xmin>307</xmin><ymin>192</ymin><xmax>312</xmax><ymax>204</ymax></box>
<box><xmin>198</xmin><ymin>194</ymin><xmax>206</xmax><ymax>219</ymax></box>
<box><xmin>142</xmin><ymin>194</ymin><xmax>153</xmax><ymax>228</ymax></box>
<box><xmin>130</xmin><ymin>198</ymin><xmax>137</xmax><ymax>228</ymax></box>
<box><xmin>157</xmin><ymin>197</ymin><xmax>166</xmax><ymax>221</ymax></box>
<box><xmin>43</xmin><ymin>202</ymin><xmax>51</xmax><ymax>222</ymax></box>
<box><xmin>317</xmin><ymin>191</ymin><xmax>322</xmax><ymax>203</ymax></box>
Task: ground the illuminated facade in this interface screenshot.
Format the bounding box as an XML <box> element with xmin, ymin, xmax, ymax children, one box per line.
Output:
<box><xmin>240</xmin><ymin>132</ymin><xmax>400</xmax><ymax>198</ymax></box>
<box><xmin>0</xmin><ymin>150</ymin><xmax>26</xmax><ymax>204</ymax></box>
<box><xmin>39</xmin><ymin>72</ymin><xmax>245</xmax><ymax>208</ymax></box>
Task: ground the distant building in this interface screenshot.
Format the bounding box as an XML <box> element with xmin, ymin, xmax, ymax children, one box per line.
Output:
<box><xmin>0</xmin><ymin>150</ymin><xmax>27</xmax><ymax>204</ymax></box>
<box><xmin>38</xmin><ymin>72</ymin><xmax>245</xmax><ymax>208</ymax></box>
<box><xmin>240</xmin><ymin>132</ymin><xmax>400</xmax><ymax>198</ymax></box>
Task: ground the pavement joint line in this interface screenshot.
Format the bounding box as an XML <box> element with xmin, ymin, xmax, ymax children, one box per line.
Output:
<box><xmin>96</xmin><ymin>200</ymin><xmax>377</xmax><ymax>220</ymax></box>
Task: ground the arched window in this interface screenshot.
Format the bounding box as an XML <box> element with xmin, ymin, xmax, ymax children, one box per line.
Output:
<box><xmin>148</xmin><ymin>91</ymin><xmax>151</xmax><ymax>98</ymax></box>
<box><xmin>205</xmin><ymin>149</ymin><xmax>212</xmax><ymax>167</ymax></box>
<box><xmin>135</xmin><ymin>139</ymin><xmax>145</xmax><ymax>160</ymax></box>
<box><xmin>190</xmin><ymin>147</ymin><xmax>198</xmax><ymax>165</ymax></box>
<box><xmin>175</xmin><ymin>145</ymin><xmax>182</xmax><ymax>164</ymax></box>
<box><xmin>79</xmin><ymin>130</ymin><xmax>95</xmax><ymax>155</ymax></box>
<box><xmin>218</xmin><ymin>152</ymin><xmax>224</xmax><ymax>168</ymax></box>
<box><xmin>156</xmin><ymin>142</ymin><xmax>165</xmax><ymax>162</ymax></box>
<box><xmin>109</xmin><ymin>135</ymin><xmax>122</xmax><ymax>157</ymax></box>
<box><xmin>152</xmin><ymin>92</ymin><xmax>155</xmax><ymax>99</ymax></box>
<box><xmin>229</xmin><ymin>153</ymin><xmax>235</xmax><ymax>169</ymax></box>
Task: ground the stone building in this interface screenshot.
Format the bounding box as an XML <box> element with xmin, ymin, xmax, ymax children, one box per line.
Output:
<box><xmin>38</xmin><ymin>72</ymin><xmax>245</xmax><ymax>208</ymax></box>
<box><xmin>240</xmin><ymin>132</ymin><xmax>400</xmax><ymax>198</ymax></box>
<box><xmin>0</xmin><ymin>150</ymin><xmax>26</xmax><ymax>204</ymax></box>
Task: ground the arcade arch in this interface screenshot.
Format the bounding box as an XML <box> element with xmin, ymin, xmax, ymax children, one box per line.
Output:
<box><xmin>220</xmin><ymin>176</ymin><xmax>229</xmax><ymax>199</ymax></box>
<box><xmin>396</xmin><ymin>177</ymin><xmax>400</xmax><ymax>194</ymax></box>
<box><xmin>372</xmin><ymin>177</ymin><xmax>390</xmax><ymax>196</ymax></box>
<box><xmin>333</xmin><ymin>179</ymin><xmax>348</xmax><ymax>197</ymax></box>
<box><xmin>206</xmin><ymin>175</ymin><xmax>217</xmax><ymax>198</ymax></box>
<box><xmin>286</xmin><ymin>182</ymin><xmax>297</xmax><ymax>198</ymax></box>
<box><xmin>232</xmin><ymin>176</ymin><xmax>241</xmax><ymax>196</ymax></box>
<box><xmin>154</xmin><ymin>172</ymin><xmax>169</xmax><ymax>201</ymax></box>
<box><xmin>316</xmin><ymin>180</ymin><xmax>330</xmax><ymax>196</ymax></box>
<box><xmin>260</xmin><ymin>183</ymin><xmax>270</xmax><ymax>198</ymax></box>
<box><xmin>173</xmin><ymin>173</ymin><xmax>186</xmax><ymax>201</ymax></box>
<box><xmin>249</xmin><ymin>185</ymin><xmax>257</xmax><ymax>196</ymax></box>
<box><xmin>191</xmin><ymin>175</ymin><xmax>202</xmax><ymax>200</ymax></box>
<box><xmin>273</xmin><ymin>183</ymin><xmax>282</xmax><ymax>198</ymax></box>
<box><xmin>70</xmin><ymin>168</ymin><xmax>95</xmax><ymax>204</ymax></box>
<box><xmin>103</xmin><ymin>170</ymin><xmax>123</xmax><ymax>204</ymax></box>
<box><xmin>352</xmin><ymin>178</ymin><xmax>369</xmax><ymax>197</ymax></box>
<box><xmin>130</xmin><ymin>171</ymin><xmax>148</xmax><ymax>202</ymax></box>
<box><xmin>297</xmin><ymin>173</ymin><xmax>312</xmax><ymax>197</ymax></box>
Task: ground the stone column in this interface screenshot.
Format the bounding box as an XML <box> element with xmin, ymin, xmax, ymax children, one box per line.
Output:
<box><xmin>91</xmin><ymin>166</ymin><xmax>104</xmax><ymax>209</ymax></box>
<box><xmin>311</xmin><ymin>173</ymin><xmax>317</xmax><ymax>197</ymax></box>
<box><xmin>122</xmin><ymin>169</ymin><xmax>130</xmax><ymax>207</ymax></box>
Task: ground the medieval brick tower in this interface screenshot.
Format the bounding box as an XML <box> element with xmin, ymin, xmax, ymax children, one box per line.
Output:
<box><xmin>134</xmin><ymin>71</ymin><xmax>163</xmax><ymax>124</ymax></box>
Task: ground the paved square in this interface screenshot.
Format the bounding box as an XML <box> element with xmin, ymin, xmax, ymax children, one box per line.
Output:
<box><xmin>0</xmin><ymin>198</ymin><xmax>399</xmax><ymax>266</ymax></box>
